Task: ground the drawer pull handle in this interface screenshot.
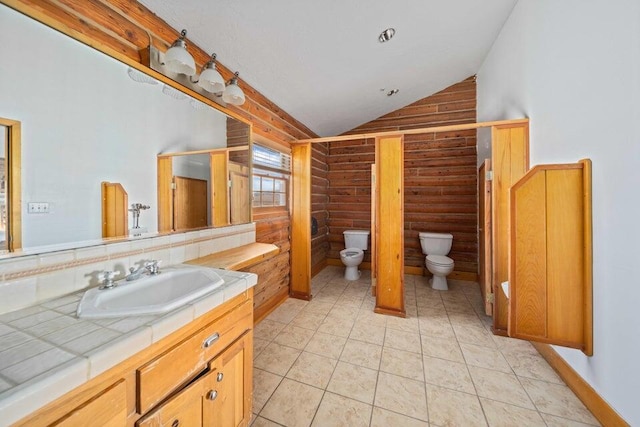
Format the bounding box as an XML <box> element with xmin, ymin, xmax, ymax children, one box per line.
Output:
<box><xmin>207</xmin><ymin>390</ymin><xmax>218</xmax><ymax>401</ymax></box>
<box><xmin>203</xmin><ymin>332</ymin><xmax>220</xmax><ymax>348</ymax></box>
<box><xmin>217</xmin><ymin>372</ymin><xmax>224</xmax><ymax>382</ymax></box>
<box><xmin>171</xmin><ymin>420</ymin><xmax>179</xmax><ymax>427</ymax></box>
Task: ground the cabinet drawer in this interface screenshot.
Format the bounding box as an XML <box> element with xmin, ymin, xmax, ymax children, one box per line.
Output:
<box><xmin>137</xmin><ymin>370</ymin><xmax>215</xmax><ymax>427</ymax></box>
<box><xmin>53</xmin><ymin>380</ymin><xmax>126</xmax><ymax>427</ymax></box>
<box><xmin>137</xmin><ymin>299</ymin><xmax>253</xmax><ymax>413</ymax></box>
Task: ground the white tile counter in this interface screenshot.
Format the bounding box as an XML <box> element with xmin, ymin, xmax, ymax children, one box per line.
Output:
<box><xmin>0</xmin><ymin>267</ymin><xmax>257</xmax><ymax>426</ymax></box>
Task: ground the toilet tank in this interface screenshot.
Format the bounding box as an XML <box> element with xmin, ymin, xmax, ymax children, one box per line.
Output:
<box><xmin>344</xmin><ymin>230</ymin><xmax>370</xmax><ymax>250</ymax></box>
<box><xmin>418</xmin><ymin>232</ymin><xmax>453</xmax><ymax>255</ymax></box>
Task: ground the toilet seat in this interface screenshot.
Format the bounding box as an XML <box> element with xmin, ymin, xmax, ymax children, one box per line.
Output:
<box><xmin>426</xmin><ymin>254</ymin><xmax>454</xmax><ymax>266</ymax></box>
<box><xmin>341</xmin><ymin>248</ymin><xmax>363</xmax><ymax>257</ymax></box>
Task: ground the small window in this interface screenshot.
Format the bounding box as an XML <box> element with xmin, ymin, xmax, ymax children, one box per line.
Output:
<box><xmin>252</xmin><ymin>144</ymin><xmax>290</xmax><ymax>209</ymax></box>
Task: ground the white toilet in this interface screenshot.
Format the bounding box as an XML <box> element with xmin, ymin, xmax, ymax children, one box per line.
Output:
<box><xmin>340</xmin><ymin>230</ymin><xmax>370</xmax><ymax>281</ymax></box>
<box><xmin>419</xmin><ymin>232</ymin><xmax>455</xmax><ymax>290</ymax></box>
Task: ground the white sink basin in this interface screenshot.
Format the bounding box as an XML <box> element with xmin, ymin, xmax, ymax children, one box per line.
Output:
<box><xmin>77</xmin><ymin>266</ymin><xmax>225</xmax><ymax>319</ymax></box>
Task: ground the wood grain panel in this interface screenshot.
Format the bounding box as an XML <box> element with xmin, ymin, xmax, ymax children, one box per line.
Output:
<box><xmin>509</xmin><ymin>171</ymin><xmax>547</xmax><ymax>338</ymax></box>
<box><xmin>156</xmin><ymin>157</ymin><xmax>172</xmax><ymax>233</ymax></box>
<box><xmin>290</xmin><ymin>143</ymin><xmax>311</xmax><ymax>299</ymax></box>
<box><xmin>53</xmin><ymin>380</ymin><xmax>126</xmax><ymax>427</ymax></box>
<box><xmin>546</xmin><ymin>169</ymin><xmax>584</xmax><ymax>343</ymax></box>
<box><xmin>374</xmin><ymin>135</ymin><xmax>404</xmax><ymax>317</ymax></box>
<box><xmin>210</xmin><ymin>152</ymin><xmax>230</xmax><ymax>227</ymax></box>
<box><xmin>478</xmin><ymin>160</ymin><xmax>492</xmax><ymax>315</ymax></box>
<box><xmin>101</xmin><ymin>181</ymin><xmax>128</xmax><ymax>238</ymax></box>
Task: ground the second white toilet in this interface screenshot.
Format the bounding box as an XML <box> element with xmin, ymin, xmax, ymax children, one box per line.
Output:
<box><xmin>340</xmin><ymin>230</ymin><xmax>369</xmax><ymax>281</ymax></box>
<box><xmin>419</xmin><ymin>231</ymin><xmax>455</xmax><ymax>290</ymax></box>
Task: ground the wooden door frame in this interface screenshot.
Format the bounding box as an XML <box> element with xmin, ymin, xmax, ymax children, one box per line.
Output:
<box><xmin>0</xmin><ymin>117</ymin><xmax>21</xmax><ymax>252</ymax></box>
<box><xmin>478</xmin><ymin>159</ymin><xmax>492</xmax><ymax>316</ymax></box>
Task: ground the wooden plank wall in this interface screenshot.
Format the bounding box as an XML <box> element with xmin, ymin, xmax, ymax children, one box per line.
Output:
<box><xmin>311</xmin><ymin>143</ymin><xmax>330</xmax><ymax>275</ymax></box>
<box><xmin>325</xmin><ymin>77</ymin><xmax>478</xmax><ymax>276</ymax></box>
<box><xmin>7</xmin><ymin>0</ymin><xmax>318</xmax><ymax>317</ymax></box>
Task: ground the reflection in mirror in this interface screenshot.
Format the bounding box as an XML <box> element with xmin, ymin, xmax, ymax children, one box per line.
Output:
<box><xmin>0</xmin><ymin>125</ymin><xmax>6</xmax><ymax>252</ymax></box>
<box><xmin>0</xmin><ymin>4</ymin><xmax>251</xmax><ymax>254</ymax></box>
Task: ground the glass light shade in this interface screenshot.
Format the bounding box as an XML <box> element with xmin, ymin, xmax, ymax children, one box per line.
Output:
<box><xmin>222</xmin><ymin>81</ymin><xmax>245</xmax><ymax>105</ymax></box>
<box><xmin>165</xmin><ymin>41</ymin><xmax>196</xmax><ymax>76</ymax></box>
<box><xmin>198</xmin><ymin>66</ymin><xmax>225</xmax><ymax>93</ymax></box>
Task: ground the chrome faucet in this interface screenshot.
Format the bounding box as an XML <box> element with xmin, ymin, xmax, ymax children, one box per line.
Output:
<box><xmin>99</xmin><ymin>271</ymin><xmax>118</xmax><ymax>290</ymax></box>
<box><xmin>145</xmin><ymin>260</ymin><xmax>162</xmax><ymax>275</ymax></box>
<box><xmin>126</xmin><ymin>266</ymin><xmax>146</xmax><ymax>281</ymax></box>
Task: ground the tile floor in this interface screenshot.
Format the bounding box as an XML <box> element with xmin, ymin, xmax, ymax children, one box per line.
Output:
<box><xmin>251</xmin><ymin>266</ymin><xmax>599</xmax><ymax>427</ymax></box>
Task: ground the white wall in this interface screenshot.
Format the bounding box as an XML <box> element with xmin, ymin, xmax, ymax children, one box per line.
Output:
<box><xmin>0</xmin><ymin>5</ymin><xmax>227</xmax><ymax>249</ymax></box>
<box><xmin>477</xmin><ymin>0</ymin><xmax>640</xmax><ymax>423</ymax></box>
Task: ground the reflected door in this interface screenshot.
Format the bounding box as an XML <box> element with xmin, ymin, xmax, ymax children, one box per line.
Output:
<box><xmin>173</xmin><ymin>176</ymin><xmax>208</xmax><ymax>231</ymax></box>
<box><xmin>0</xmin><ymin>125</ymin><xmax>6</xmax><ymax>253</ymax></box>
<box><xmin>229</xmin><ymin>162</ymin><xmax>250</xmax><ymax>225</ymax></box>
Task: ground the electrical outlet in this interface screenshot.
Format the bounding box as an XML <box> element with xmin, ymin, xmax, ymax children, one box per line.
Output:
<box><xmin>28</xmin><ymin>202</ymin><xmax>50</xmax><ymax>214</ymax></box>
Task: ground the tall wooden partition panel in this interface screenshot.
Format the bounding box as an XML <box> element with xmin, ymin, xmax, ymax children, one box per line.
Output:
<box><xmin>491</xmin><ymin>123</ymin><xmax>529</xmax><ymax>333</ymax></box>
<box><xmin>478</xmin><ymin>160</ymin><xmax>492</xmax><ymax>316</ymax></box>
<box><xmin>211</xmin><ymin>151</ymin><xmax>230</xmax><ymax>227</ymax></box>
<box><xmin>101</xmin><ymin>182</ymin><xmax>128</xmax><ymax>238</ymax></box>
<box><xmin>509</xmin><ymin>160</ymin><xmax>592</xmax><ymax>355</ymax></box>
<box><xmin>157</xmin><ymin>157</ymin><xmax>173</xmax><ymax>233</ymax></box>
<box><xmin>374</xmin><ymin>136</ymin><xmax>405</xmax><ymax>317</ymax></box>
<box><xmin>290</xmin><ymin>143</ymin><xmax>311</xmax><ymax>300</ymax></box>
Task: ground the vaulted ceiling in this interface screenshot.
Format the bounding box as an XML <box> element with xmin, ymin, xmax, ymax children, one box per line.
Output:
<box><xmin>139</xmin><ymin>0</ymin><xmax>517</xmax><ymax>136</ymax></box>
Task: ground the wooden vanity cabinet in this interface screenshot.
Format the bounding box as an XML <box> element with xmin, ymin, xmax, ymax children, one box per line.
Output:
<box><xmin>14</xmin><ymin>290</ymin><xmax>254</xmax><ymax>427</ymax></box>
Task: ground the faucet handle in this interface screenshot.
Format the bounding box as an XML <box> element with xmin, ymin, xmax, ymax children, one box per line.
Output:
<box><xmin>145</xmin><ymin>260</ymin><xmax>162</xmax><ymax>275</ymax></box>
<box><xmin>99</xmin><ymin>270</ymin><xmax>117</xmax><ymax>289</ymax></box>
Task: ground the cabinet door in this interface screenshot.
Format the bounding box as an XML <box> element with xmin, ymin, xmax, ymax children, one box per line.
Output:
<box><xmin>53</xmin><ymin>380</ymin><xmax>126</xmax><ymax>427</ymax></box>
<box><xmin>204</xmin><ymin>332</ymin><xmax>253</xmax><ymax>427</ymax></box>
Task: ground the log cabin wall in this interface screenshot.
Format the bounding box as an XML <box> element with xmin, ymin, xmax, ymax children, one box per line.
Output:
<box><xmin>311</xmin><ymin>142</ymin><xmax>330</xmax><ymax>276</ymax></box>
<box><xmin>6</xmin><ymin>0</ymin><xmax>318</xmax><ymax>319</ymax></box>
<box><xmin>328</xmin><ymin>77</ymin><xmax>478</xmax><ymax>277</ymax></box>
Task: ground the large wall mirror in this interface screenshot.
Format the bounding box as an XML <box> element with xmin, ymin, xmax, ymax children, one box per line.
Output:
<box><xmin>0</xmin><ymin>4</ymin><xmax>252</xmax><ymax>255</ymax></box>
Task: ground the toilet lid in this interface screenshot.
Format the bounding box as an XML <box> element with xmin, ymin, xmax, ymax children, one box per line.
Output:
<box><xmin>426</xmin><ymin>255</ymin><xmax>454</xmax><ymax>265</ymax></box>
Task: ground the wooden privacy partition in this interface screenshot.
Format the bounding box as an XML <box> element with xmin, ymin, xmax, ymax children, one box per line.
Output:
<box><xmin>290</xmin><ymin>143</ymin><xmax>312</xmax><ymax>299</ymax></box>
<box><xmin>374</xmin><ymin>136</ymin><xmax>405</xmax><ymax>317</ymax></box>
<box><xmin>101</xmin><ymin>182</ymin><xmax>128</xmax><ymax>238</ymax></box>
<box><xmin>508</xmin><ymin>159</ymin><xmax>592</xmax><ymax>355</ymax></box>
<box><xmin>490</xmin><ymin>123</ymin><xmax>529</xmax><ymax>334</ymax></box>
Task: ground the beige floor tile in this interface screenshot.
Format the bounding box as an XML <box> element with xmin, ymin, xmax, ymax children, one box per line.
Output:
<box><xmin>254</xmin><ymin>319</ymin><xmax>287</xmax><ymax>341</ymax></box>
<box><xmin>349</xmin><ymin>322</ymin><xmax>386</xmax><ymax>345</ymax></box>
<box><xmin>480</xmin><ymin>398</ymin><xmax>546</xmax><ymax>427</ymax></box>
<box><xmin>469</xmin><ymin>366</ymin><xmax>534</xmax><ymax>409</ymax></box>
<box><xmin>386</xmin><ymin>315</ymin><xmax>420</xmax><ymax>333</ymax></box>
<box><xmin>267</xmin><ymin>300</ymin><xmax>305</xmax><ymax>324</ymax></box>
<box><xmin>303</xmin><ymin>301</ymin><xmax>335</xmax><ymax>315</ymax></box>
<box><xmin>421</xmin><ymin>334</ymin><xmax>465</xmax><ymax>363</ymax></box>
<box><xmin>426</xmin><ymin>384</ymin><xmax>486</xmax><ymax>426</ymax></box>
<box><xmin>374</xmin><ymin>372</ymin><xmax>428</xmax><ymax>421</ymax></box>
<box><xmin>317</xmin><ymin>316</ymin><xmax>354</xmax><ymax>338</ymax></box>
<box><xmin>501</xmin><ymin>347</ymin><xmax>563</xmax><ymax>384</ymax></box>
<box><xmin>335</xmin><ymin>296</ymin><xmax>365</xmax><ymax>309</ymax></box>
<box><xmin>384</xmin><ymin>329</ymin><xmax>422</xmax><ymax>354</ymax></box>
<box><xmin>311</xmin><ymin>392</ymin><xmax>372</xmax><ymax>427</ymax></box>
<box><xmin>253</xmin><ymin>368</ymin><xmax>283</xmax><ymax>412</ymax></box>
<box><xmin>274</xmin><ymin>325</ymin><xmax>315</xmax><ymax>350</ymax></box>
<box><xmin>327</xmin><ymin>305</ymin><xmax>359</xmax><ymax>321</ymax></box>
<box><xmin>447</xmin><ymin>311</ymin><xmax>486</xmax><ymax>328</ymax></box>
<box><xmin>423</xmin><ymin>355</ymin><xmax>475</xmax><ymax>394</ymax></box>
<box><xmin>254</xmin><ymin>342</ymin><xmax>301</xmax><ymax>376</ymax></box>
<box><xmin>453</xmin><ymin>324</ymin><xmax>497</xmax><ymax>348</ymax></box>
<box><xmin>340</xmin><ymin>339</ymin><xmax>382</xmax><ymax>370</ymax></box>
<box><xmin>540</xmin><ymin>412</ymin><xmax>600</xmax><ymax>426</ymax></box>
<box><xmin>305</xmin><ymin>331</ymin><xmax>347</xmax><ymax>360</ymax></box>
<box><xmin>261</xmin><ymin>378</ymin><xmax>324</xmax><ymax>427</ymax></box>
<box><xmin>520</xmin><ymin>377</ymin><xmax>599</xmax><ymax>425</ymax></box>
<box><xmin>253</xmin><ymin>337</ymin><xmax>269</xmax><ymax>359</ymax></box>
<box><xmin>286</xmin><ymin>351</ymin><xmax>337</xmax><ymax>389</ymax></box>
<box><xmin>355</xmin><ymin>309</ymin><xmax>388</xmax><ymax>328</ymax></box>
<box><xmin>290</xmin><ymin>311</ymin><xmax>327</xmax><ymax>331</ymax></box>
<box><xmin>327</xmin><ymin>361</ymin><xmax>378</xmax><ymax>404</ymax></box>
<box><xmin>419</xmin><ymin>318</ymin><xmax>456</xmax><ymax>339</ymax></box>
<box><xmin>460</xmin><ymin>343</ymin><xmax>512</xmax><ymax>373</ymax></box>
<box><xmin>380</xmin><ymin>347</ymin><xmax>424</xmax><ymax>381</ymax></box>
<box><xmin>250</xmin><ymin>416</ymin><xmax>281</xmax><ymax>427</ymax></box>
<box><xmin>370</xmin><ymin>407</ymin><xmax>428</xmax><ymax>427</ymax></box>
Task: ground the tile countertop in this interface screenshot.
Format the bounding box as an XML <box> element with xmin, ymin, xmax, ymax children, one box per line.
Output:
<box><xmin>0</xmin><ymin>266</ymin><xmax>257</xmax><ymax>426</ymax></box>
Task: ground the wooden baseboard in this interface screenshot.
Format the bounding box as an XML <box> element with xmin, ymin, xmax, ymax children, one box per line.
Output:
<box><xmin>289</xmin><ymin>290</ymin><xmax>312</xmax><ymax>301</ymax></box>
<box><xmin>374</xmin><ymin>306</ymin><xmax>406</xmax><ymax>318</ymax></box>
<box><xmin>253</xmin><ymin>287</ymin><xmax>289</xmax><ymax>324</ymax></box>
<box><xmin>532</xmin><ymin>342</ymin><xmax>629</xmax><ymax>427</ymax></box>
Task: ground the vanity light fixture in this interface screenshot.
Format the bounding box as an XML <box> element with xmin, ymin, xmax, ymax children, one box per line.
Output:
<box><xmin>165</xmin><ymin>29</ymin><xmax>196</xmax><ymax>76</ymax></box>
<box><xmin>222</xmin><ymin>72</ymin><xmax>246</xmax><ymax>106</ymax></box>
<box><xmin>379</xmin><ymin>28</ymin><xmax>396</xmax><ymax>43</ymax></box>
<box><xmin>194</xmin><ymin>53</ymin><xmax>225</xmax><ymax>93</ymax></box>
